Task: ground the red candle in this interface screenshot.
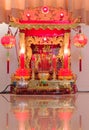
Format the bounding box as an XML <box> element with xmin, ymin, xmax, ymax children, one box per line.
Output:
<box><xmin>64</xmin><ymin>48</ymin><xmax>68</xmax><ymax>69</ymax></box>
<box><xmin>20</xmin><ymin>48</ymin><xmax>25</xmax><ymax>69</ymax></box>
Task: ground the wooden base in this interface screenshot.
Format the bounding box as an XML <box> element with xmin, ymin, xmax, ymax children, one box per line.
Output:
<box><xmin>10</xmin><ymin>79</ymin><xmax>77</xmax><ymax>95</ymax></box>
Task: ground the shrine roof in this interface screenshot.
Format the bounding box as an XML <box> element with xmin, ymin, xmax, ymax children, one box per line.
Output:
<box><xmin>9</xmin><ymin>6</ymin><xmax>80</xmax><ymax>30</ymax></box>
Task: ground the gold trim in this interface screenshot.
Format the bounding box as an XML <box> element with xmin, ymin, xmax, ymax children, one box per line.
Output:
<box><xmin>9</xmin><ymin>22</ymin><xmax>79</xmax><ymax>30</ymax></box>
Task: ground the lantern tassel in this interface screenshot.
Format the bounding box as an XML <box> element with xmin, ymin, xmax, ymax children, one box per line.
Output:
<box><xmin>79</xmin><ymin>56</ymin><xmax>82</xmax><ymax>72</ymax></box>
<box><xmin>7</xmin><ymin>59</ymin><xmax>9</xmax><ymax>74</ymax></box>
<box><xmin>7</xmin><ymin>50</ymin><xmax>10</xmax><ymax>74</ymax></box>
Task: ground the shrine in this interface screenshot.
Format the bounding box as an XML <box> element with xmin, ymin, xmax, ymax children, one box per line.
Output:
<box><xmin>9</xmin><ymin>6</ymin><xmax>80</xmax><ymax>95</ymax></box>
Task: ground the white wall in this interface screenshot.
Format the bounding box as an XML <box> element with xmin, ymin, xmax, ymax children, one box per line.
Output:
<box><xmin>0</xmin><ymin>23</ymin><xmax>89</xmax><ymax>91</ymax></box>
<box><xmin>71</xmin><ymin>24</ymin><xmax>89</xmax><ymax>91</ymax></box>
<box><xmin>0</xmin><ymin>23</ymin><xmax>18</xmax><ymax>91</ymax></box>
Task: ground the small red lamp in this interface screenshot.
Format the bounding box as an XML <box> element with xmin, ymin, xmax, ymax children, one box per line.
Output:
<box><xmin>73</xmin><ymin>33</ymin><xmax>87</xmax><ymax>48</ymax></box>
<box><xmin>1</xmin><ymin>34</ymin><xmax>15</xmax><ymax>49</ymax></box>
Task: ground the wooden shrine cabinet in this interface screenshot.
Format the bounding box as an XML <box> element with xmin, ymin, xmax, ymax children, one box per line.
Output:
<box><xmin>10</xmin><ymin>6</ymin><xmax>79</xmax><ymax>95</ymax></box>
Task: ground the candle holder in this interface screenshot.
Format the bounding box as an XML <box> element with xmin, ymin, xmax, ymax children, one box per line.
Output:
<box><xmin>14</xmin><ymin>67</ymin><xmax>30</xmax><ymax>80</ymax></box>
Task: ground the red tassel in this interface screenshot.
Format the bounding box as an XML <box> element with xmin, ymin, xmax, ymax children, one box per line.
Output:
<box><xmin>7</xmin><ymin>59</ymin><xmax>9</xmax><ymax>73</ymax></box>
<box><xmin>79</xmin><ymin>57</ymin><xmax>82</xmax><ymax>72</ymax></box>
<box><xmin>6</xmin><ymin>50</ymin><xmax>10</xmax><ymax>74</ymax></box>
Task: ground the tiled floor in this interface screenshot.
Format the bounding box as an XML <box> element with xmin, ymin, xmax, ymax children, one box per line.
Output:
<box><xmin>0</xmin><ymin>92</ymin><xmax>89</xmax><ymax>130</ymax></box>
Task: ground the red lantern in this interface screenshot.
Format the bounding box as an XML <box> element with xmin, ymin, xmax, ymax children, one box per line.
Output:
<box><xmin>1</xmin><ymin>34</ymin><xmax>16</xmax><ymax>73</ymax></box>
<box><xmin>73</xmin><ymin>33</ymin><xmax>87</xmax><ymax>71</ymax></box>
<box><xmin>1</xmin><ymin>34</ymin><xmax>16</xmax><ymax>49</ymax></box>
<box><xmin>73</xmin><ymin>33</ymin><xmax>87</xmax><ymax>48</ymax></box>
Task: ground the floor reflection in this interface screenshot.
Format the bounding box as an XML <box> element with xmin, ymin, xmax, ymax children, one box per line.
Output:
<box><xmin>10</xmin><ymin>95</ymin><xmax>76</xmax><ymax>130</ymax></box>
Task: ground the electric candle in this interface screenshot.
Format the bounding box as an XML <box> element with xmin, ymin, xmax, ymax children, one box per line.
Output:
<box><xmin>64</xmin><ymin>48</ymin><xmax>69</xmax><ymax>69</ymax></box>
<box><xmin>20</xmin><ymin>47</ymin><xmax>25</xmax><ymax>69</ymax></box>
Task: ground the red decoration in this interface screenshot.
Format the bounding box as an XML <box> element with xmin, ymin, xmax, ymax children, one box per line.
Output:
<box><xmin>7</xmin><ymin>59</ymin><xmax>9</xmax><ymax>73</ymax></box>
<box><xmin>6</xmin><ymin>50</ymin><xmax>10</xmax><ymax>74</ymax></box>
<box><xmin>15</xmin><ymin>67</ymin><xmax>30</xmax><ymax>80</ymax></box>
<box><xmin>1</xmin><ymin>34</ymin><xmax>16</xmax><ymax>49</ymax></box>
<box><xmin>23</xmin><ymin>28</ymin><xmax>69</xmax><ymax>37</ymax></box>
<box><xmin>73</xmin><ymin>32</ymin><xmax>87</xmax><ymax>71</ymax></box>
<box><xmin>58</xmin><ymin>68</ymin><xmax>73</xmax><ymax>77</ymax></box>
<box><xmin>1</xmin><ymin>34</ymin><xmax>16</xmax><ymax>73</ymax></box>
<box><xmin>38</xmin><ymin>54</ymin><xmax>50</xmax><ymax>71</ymax></box>
<box><xmin>79</xmin><ymin>57</ymin><xmax>82</xmax><ymax>71</ymax></box>
<box><xmin>26</xmin><ymin>12</ymin><xmax>30</xmax><ymax>20</ymax></box>
<box><xmin>73</xmin><ymin>33</ymin><xmax>87</xmax><ymax>48</ymax></box>
<box><xmin>42</xmin><ymin>6</ymin><xmax>49</xmax><ymax>14</ymax></box>
<box><xmin>60</xmin><ymin>12</ymin><xmax>64</xmax><ymax>19</ymax></box>
<box><xmin>26</xmin><ymin>13</ymin><xmax>30</xmax><ymax>17</ymax></box>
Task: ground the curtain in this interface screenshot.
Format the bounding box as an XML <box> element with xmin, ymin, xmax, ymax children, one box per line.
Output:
<box><xmin>0</xmin><ymin>0</ymin><xmax>89</xmax><ymax>24</ymax></box>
